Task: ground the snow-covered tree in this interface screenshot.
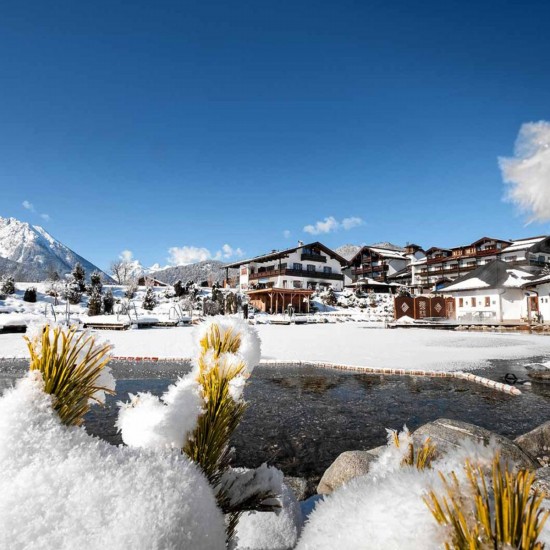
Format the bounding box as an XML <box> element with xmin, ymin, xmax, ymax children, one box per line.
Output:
<box><xmin>89</xmin><ymin>271</ymin><xmax>103</xmax><ymax>294</ymax></box>
<box><xmin>142</xmin><ymin>287</ymin><xmax>157</xmax><ymax>311</ymax></box>
<box><xmin>110</xmin><ymin>259</ymin><xmax>135</xmax><ymax>285</ymax></box>
<box><xmin>88</xmin><ymin>286</ymin><xmax>102</xmax><ymax>316</ymax></box>
<box><xmin>321</xmin><ymin>287</ymin><xmax>337</xmax><ymax>306</ymax></box>
<box><xmin>0</xmin><ymin>276</ymin><xmax>15</xmax><ymax>296</ymax></box>
<box><xmin>71</xmin><ymin>263</ymin><xmax>86</xmax><ymax>292</ymax></box>
<box><xmin>64</xmin><ymin>283</ymin><xmax>82</xmax><ymax>305</ymax></box>
<box><xmin>124</xmin><ymin>281</ymin><xmax>137</xmax><ymax>299</ymax></box>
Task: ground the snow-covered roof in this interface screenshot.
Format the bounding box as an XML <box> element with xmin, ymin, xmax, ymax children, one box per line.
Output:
<box><xmin>440</xmin><ymin>277</ymin><xmax>490</xmax><ymax>291</ymax></box>
<box><xmin>223</xmin><ymin>241</ymin><xmax>347</xmax><ymax>268</ymax></box>
<box><xmin>500</xmin><ymin>236</ymin><xmax>546</xmax><ymax>253</ymax></box>
<box><xmin>367</xmin><ymin>247</ymin><xmax>406</xmax><ymax>259</ymax></box>
<box><xmin>439</xmin><ymin>260</ymin><xmax>537</xmax><ymax>293</ymax></box>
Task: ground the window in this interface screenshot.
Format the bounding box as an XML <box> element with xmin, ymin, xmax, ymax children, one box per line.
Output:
<box><xmin>282</xmin><ymin>280</ymin><xmax>287</xmax><ymax>288</ymax></box>
<box><xmin>459</xmin><ymin>298</ymin><xmax>464</xmax><ymax>307</ymax></box>
<box><xmin>293</xmin><ymin>263</ymin><xmax>302</xmax><ymax>271</ymax></box>
<box><xmin>323</xmin><ymin>266</ymin><xmax>332</xmax><ymax>274</ymax></box>
<box><xmin>472</xmin><ymin>297</ymin><xmax>477</xmax><ymax>307</ymax></box>
<box><xmin>485</xmin><ymin>297</ymin><xmax>490</xmax><ymax>307</ymax></box>
<box><xmin>307</xmin><ymin>265</ymin><xmax>316</xmax><ymax>272</ymax></box>
<box><xmin>293</xmin><ymin>281</ymin><xmax>302</xmax><ymax>289</ymax></box>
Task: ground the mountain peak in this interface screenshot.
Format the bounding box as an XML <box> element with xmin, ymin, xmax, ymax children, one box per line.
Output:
<box><xmin>0</xmin><ymin>215</ymin><xmax>110</xmax><ymax>282</ymax></box>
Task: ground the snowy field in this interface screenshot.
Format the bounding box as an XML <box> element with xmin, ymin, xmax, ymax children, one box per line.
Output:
<box><xmin>2</xmin><ymin>323</ymin><xmax>550</xmax><ymax>372</ymax></box>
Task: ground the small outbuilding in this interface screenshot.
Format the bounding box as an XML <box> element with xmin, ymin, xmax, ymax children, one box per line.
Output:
<box><xmin>439</xmin><ymin>260</ymin><xmax>539</xmax><ymax>323</ymax></box>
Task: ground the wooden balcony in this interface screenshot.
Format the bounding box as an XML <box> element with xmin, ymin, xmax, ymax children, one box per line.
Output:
<box><xmin>351</xmin><ymin>265</ymin><xmax>388</xmax><ymax>276</ymax></box>
<box><xmin>301</xmin><ymin>253</ymin><xmax>327</xmax><ymax>263</ymax></box>
<box><xmin>250</xmin><ymin>268</ymin><xmax>343</xmax><ymax>281</ymax></box>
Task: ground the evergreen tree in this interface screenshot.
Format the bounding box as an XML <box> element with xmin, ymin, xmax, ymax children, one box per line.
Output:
<box><xmin>102</xmin><ymin>288</ymin><xmax>115</xmax><ymax>314</ymax></box>
<box><xmin>72</xmin><ymin>263</ymin><xmax>86</xmax><ymax>292</ymax></box>
<box><xmin>87</xmin><ymin>286</ymin><xmax>102</xmax><ymax>316</ymax></box>
<box><xmin>173</xmin><ymin>280</ymin><xmax>185</xmax><ymax>297</ymax></box>
<box><xmin>89</xmin><ymin>271</ymin><xmax>103</xmax><ymax>294</ymax></box>
<box><xmin>142</xmin><ymin>287</ymin><xmax>157</xmax><ymax>311</ymax></box>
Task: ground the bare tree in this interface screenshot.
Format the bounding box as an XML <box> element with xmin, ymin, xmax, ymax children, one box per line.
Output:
<box><xmin>110</xmin><ymin>259</ymin><xmax>134</xmax><ymax>285</ymax></box>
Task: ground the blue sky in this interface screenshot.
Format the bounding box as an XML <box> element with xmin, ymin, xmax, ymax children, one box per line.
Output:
<box><xmin>1</xmin><ymin>0</ymin><xmax>550</xmax><ymax>270</ymax></box>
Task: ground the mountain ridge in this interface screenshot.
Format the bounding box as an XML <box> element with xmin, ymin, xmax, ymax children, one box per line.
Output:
<box><xmin>0</xmin><ymin>216</ymin><xmax>111</xmax><ymax>282</ymax></box>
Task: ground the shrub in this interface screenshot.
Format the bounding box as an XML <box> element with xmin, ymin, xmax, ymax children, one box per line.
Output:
<box><xmin>102</xmin><ymin>289</ymin><xmax>115</xmax><ymax>314</ymax></box>
<box><xmin>173</xmin><ymin>280</ymin><xmax>186</xmax><ymax>298</ymax></box>
<box><xmin>142</xmin><ymin>287</ymin><xmax>157</xmax><ymax>311</ymax></box>
<box><xmin>203</xmin><ymin>298</ymin><xmax>220</xmax><ymax>316</ymax></box>
<box><xmin>64</xmin><ymin>283</ymin><xmax>82</xmax><ymax>305</ymax></box>
<box><xmin>23</xmin><ymin>287</ymin><xmax>37</xmax><ymax>303</ymax></box>
<box><xmin>124</xmin><ymin>282</ymin><xmax>137</xmax><ymax>299</ymax></box>
<box><xmin>1</xmin><ymin>276</ymin><xmax>15</xmax><ymax>296</ymax></box>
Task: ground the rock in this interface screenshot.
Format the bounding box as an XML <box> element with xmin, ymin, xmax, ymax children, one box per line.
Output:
<box><xmin>412</xmin><ymin>418</ymin><xmax>539</xmax><ymax>470</ymax></box>
<box><xmin>284</xmin><ymin>476</ymin><xmax>313</xmax><ymax>501</ymax></box>
<box><xmin>534</xmin><ymin>468</ymin><xmax>550</xmax><ymax>499</ymax></box>
<box><xmin>527</xmin><ymin>370</ymin><xmax>550</xmax><ymax>382</ymax></box>
<box><xmin>317</xmin><ymin>445</ymin><xmax>385</xmax><ymax>495</ymax></box>
<box><xmin>515</xmin><ymin>421</ymin><xmax>550</xmax><ymax>460</ymax></box>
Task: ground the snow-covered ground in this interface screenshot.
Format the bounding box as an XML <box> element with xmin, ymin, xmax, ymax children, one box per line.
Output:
<box><xmin>2</xmin><ymin>323</ymin><xmax>550</xmax><ymax>372</ymax></box>
<box><xmin>2</xmin><ymin>282</ymin><xmax>550</xmax><ymax>372</ymax></box>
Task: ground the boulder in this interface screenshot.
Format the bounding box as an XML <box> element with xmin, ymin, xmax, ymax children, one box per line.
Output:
<box><xmin>515</xmin><ymin>421</ymin><xmax>550</xmax><ymax>460</ymax></box>
<box><xmin>284</xmin><ymin>476</ymin><xmax>316</xmax><ymax>501</ymax></box>
<box><xmin>317</xmin><ymin>445</ymin><xmax>385</xmax><ymax>495</ymax></box>
<box><xmin>413</xmin><ymin>418</ymin><xmax>539</xmax><ymax>470</ymax></box>
<box><xmin>534</xmin><ymin>468</ymin><xmax>550</xmax><ymax>499</ymax></box>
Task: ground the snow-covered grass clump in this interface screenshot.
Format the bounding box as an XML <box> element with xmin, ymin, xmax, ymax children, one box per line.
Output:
<box><xmin>0</xmin><ymin>372</ymin><xmax>225</xmax><ymax>550</ymax></box>
<box><xmin>297</xmin><ymin>434</ymin><xmax>550</xmax><ymax>550</ymax></box>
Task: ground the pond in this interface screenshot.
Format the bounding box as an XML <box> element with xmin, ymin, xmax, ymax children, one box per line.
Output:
<box><xmin>1</xmin><ymin>358</ymin><xmax>549</xmax><ymax>485</ymax></box>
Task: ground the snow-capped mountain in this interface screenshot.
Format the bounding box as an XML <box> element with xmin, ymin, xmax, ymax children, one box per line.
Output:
<box><xmin>0</xmin><ymin>216</ymin><xmax>111</xmax><ymax>282</ymax></box>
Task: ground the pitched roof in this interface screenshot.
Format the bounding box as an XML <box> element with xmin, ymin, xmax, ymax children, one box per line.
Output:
<box><xmin>501</xmin><ymin>236</ymin><xmax>549</xmax><ymax>253</ymax></box>
<box><xmin>347</xmin><ymin>245</ymin><xmax>407</xmax><ymax>264</ymax></box>
<box><xmin>223</xmin><ymin>241</ymin><xmax>348</xmax><ymax>268</ymax></box>
<box><xmin>439</xmin><ymin>260</ymin><xmax>537</xmax><ymax>292</ymax></box>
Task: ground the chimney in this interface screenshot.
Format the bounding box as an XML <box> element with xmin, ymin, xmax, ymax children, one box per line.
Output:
<box><xmin>298</xmin><ymin>240</ymin><xmax>304</xmax><ymax>247</ymax></box>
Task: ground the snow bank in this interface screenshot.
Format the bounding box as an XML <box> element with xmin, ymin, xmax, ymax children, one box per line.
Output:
<box><xmin>0</xmin><ymin>372</ymin><xmax>226</xmax><ymax>550</ymax></box>
<box><xmin>235</xmin><ymin>483</ymin><xmax>302</xmax><ymax>550</ymax></box>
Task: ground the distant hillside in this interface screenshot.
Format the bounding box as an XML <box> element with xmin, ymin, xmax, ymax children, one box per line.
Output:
<box><xmin>149</xmin><ymin>260</ymin><xmax>237</xmax><ymax>285</ymax></box>
<box><xmin>0</xmin><ymin>216</ymin><xmax>112</xmax><ymax>282</ymax></box>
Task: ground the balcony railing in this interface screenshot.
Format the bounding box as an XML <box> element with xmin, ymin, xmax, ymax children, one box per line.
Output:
<box><xmin>351</xmin><ymin>265</ymin><xmax>388</xmax><ymax>276</ymax></box>
<box><xmin>250</xmin><ymin>268</ymin><xmax>342</xmax><ymax>281</ymax></box>
<box><xmin>301</xmin><ymin>253</ymin><xmax>327</xmax><ymax>263</ymax></box>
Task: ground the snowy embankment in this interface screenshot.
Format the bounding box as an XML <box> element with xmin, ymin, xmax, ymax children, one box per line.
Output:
<box><xmin>2</xmin><ymin>324</ymin><xmax>550</xmax><ymax>372</ymax></box>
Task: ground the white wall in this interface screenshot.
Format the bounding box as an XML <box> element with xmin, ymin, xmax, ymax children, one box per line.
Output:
<box><xmin>450</xmin><ymin>288</ymin><xmax>527</xmax><ymax>322</ymax></box>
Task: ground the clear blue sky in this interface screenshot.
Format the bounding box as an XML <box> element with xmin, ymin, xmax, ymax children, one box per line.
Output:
<box><xmin>1</xmin><ymin>0</ymin><xmax>549</xmax><ymax>270</ymax></box>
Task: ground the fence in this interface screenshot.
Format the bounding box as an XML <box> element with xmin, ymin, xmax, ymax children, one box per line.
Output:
<box><xmin>394</xmin><ymin>296</ymin><xmax>455</xmax><ymax>320</ymax></box>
